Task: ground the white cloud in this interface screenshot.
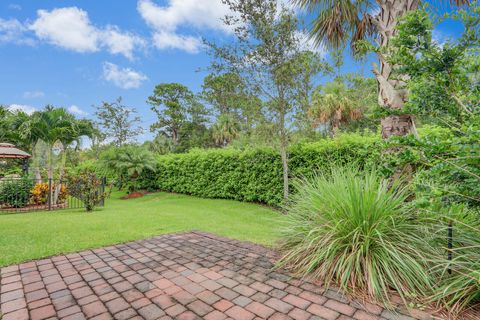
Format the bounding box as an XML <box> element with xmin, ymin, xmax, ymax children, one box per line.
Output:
<box><xmin>152</xmin><ymin>31</ymin><xmax>202</xmax><ymax>53</ymax></box>
<box><xmin>101</xmin><ymin>26</ymin><xmax>145</xmax><ymax>60</ymax></box>
<box><xmin>0</xmin><ymin>18</ymin><xmax>34</xmax><ymax>45</ymax></box>
<box><xmin>138</xmin><ymin>0</ymin><xmax>305</xmax><ymax>54</ymax></box>
<box><xmin>22</xmin><ymin>90</ymin><xmax>45</xmax><ymax>99</ymax></box>
<box><xmin>8</xmin><ymin>104</ymin><xmax>37</xmax><ymax>115</ymax></box>
<box><xmin>138</xmin><ymin>0</ymin><xmax>231</xmax><ymax>33</ymax></box>
<box><xmin>29</xmin><ymin>7</ymin><xmax>144</xmax><ymax>59</ymax></box>
<box><xmin>68</xmin><ymin>105</ymin><xmax>87</xmax><ymax>116</ymax></box>
<box><xmin>102</xmin><ymin>62</ymin><xmax>148</xmax><ymax>89</ymax></box>
<box><xmin>137</xmin><ymin>0</ymin><xmax>232</xmax><ymax>53</ymax></box>
<box><xmin>30</xmin><ymin>7</ymin><xmax>98</xmax><ymax>53</ymax></box>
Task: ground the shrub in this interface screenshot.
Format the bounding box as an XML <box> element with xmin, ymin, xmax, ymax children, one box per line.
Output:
<box><xmin>30</xmin><ymin>182</ymin><xmax>49</xmax><ymax>205</ymax></box>
<box><xmin>0</xmin><ymin>177</ymin><xmax>34</xmax><ymax>208</ymax></box>
<box><xmin>65</xmin><ymin>170</ymin><xmax>107</xmax><ymax>211</ymax></box>
<box><xmin>149</xmin><ymin>133</ymin><xmax>379</xmax><ymax>205</ymax></box>
<box><xmin>30</xmin><ymin>182</ymin><xmax>67</xmax><ymax>205</ymax></box>
<box><xmin>277</xmin><ymin>166</ymin><xmax>433</xmax><ymax>304</ymax></box>
<box><xmin>382</xmin><ymin>124</ymin><xmax>480</xmax><ymax>208</ymax></box>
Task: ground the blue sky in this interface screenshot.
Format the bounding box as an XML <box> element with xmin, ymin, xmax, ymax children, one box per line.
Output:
<box><xmin>0</xmin><ymin>1</ymin><xmax>464</xmax><ymax>142</ymax></box>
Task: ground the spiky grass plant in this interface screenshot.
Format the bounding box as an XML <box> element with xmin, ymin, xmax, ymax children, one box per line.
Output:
<box><xmin>277</xmin><ymin>166</ymin><xmax>433</xmax><ymax>305</ymax></box>
<box><xmin>429</xmin><ymin>209</ymin><xmax>480</xmax><ymax>316</ymax></box>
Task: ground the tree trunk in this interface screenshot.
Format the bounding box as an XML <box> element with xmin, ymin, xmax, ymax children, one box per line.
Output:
<box><xmin>53</xmin><ymin>148</ymin><xmax>67</xmax><ymax>205</ymax></box>
<box><xmin>31</xmin><ymin>142</ymin><xmax>43</xmax><ymax>183</ymax></box>
<box><xmin>280</xmin><ymin>138</ymin><xmax>289</xmax><ymax>201</ymax></box>
<box><xmin>374</xmin><ymin>0</ymin><xmax>419</xmax><ymax>138</ymax></box>
<box><xmin>279</xmin><ymin>108</ymin><xmax>289</xmax><ymax>201</ymax></box>
<box><xmin>47</xmin><ymin>147</ymin><xmax>54</xmax><ymax>208</ymax></box>
<box><xmin>172</xmin><ymin>128</ymin><xmax>178</xmax><ymax>144</ymax></box>
<box><xmin>380</xmin><ymin>115</ymin><xmax>416</xmax><ymax>139</ymax></box>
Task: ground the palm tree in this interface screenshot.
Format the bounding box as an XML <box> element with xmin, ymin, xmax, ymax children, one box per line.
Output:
<box><xmin>53</xmin><ymin>118</ymin><xmax>94</xmax><ymax>203</ymax></box>
<box><xmin>0</xmin><ymin>106</ymin><xmax>12</xmax><ymax>142</ymax></box>
<box><xmin>309</xmin><ymin>81</ymin><xmax>362</xmax><ymax>136</ymax></box>
<box><xmin>146</xmin><ymin>134</ymin><xmax>175</xmax><ymax>155</ymax></box>
<box><xmin>295</xmin><ymin>0</ymin><xmax>470</xmax><ymax>139</ymax></box>
<box><xmin>212</xmin><ymin>114</ymin><xmax>241</xmax><ymax>146</ymax></box>
<box><xmin>18</xmin><ymin>106</ymin><xmax>94</xmax><ymax>202</ymax></box>
<box><xmin>105</xmin><ymin>147</ymin><xmax>156</xmax><ymax>192</ymax></box>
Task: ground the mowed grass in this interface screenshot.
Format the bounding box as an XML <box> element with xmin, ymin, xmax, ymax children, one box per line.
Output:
<box><xmin>0</xmin><ymin>191</ymin><xmax>284</xmax><ymax>267</ymax></box>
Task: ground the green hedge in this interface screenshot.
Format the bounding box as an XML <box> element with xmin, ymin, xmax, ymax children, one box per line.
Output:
<box><xmin>148</xmin><ymin>133</ymin><xmax>380</xmax><ymax>206</ymax></box>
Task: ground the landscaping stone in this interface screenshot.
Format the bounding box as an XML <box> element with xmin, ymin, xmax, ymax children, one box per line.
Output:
<box><xmin>0</xmin><ymin>231</ymin><xmax>431</xmax><ymax>319</ymax></box>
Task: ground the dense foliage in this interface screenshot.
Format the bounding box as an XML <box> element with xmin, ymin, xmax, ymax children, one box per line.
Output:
<box><xmin>145</xmin><ymin>134</ymin><xmax>379</xmax><ymax>206</ymax></box>
<box><xmin>0</xmin><ymin>177</ymin><xmax>34</xmax><ymax>208</ymax></box>
<box><xmin>65</xmin><ymin>169</ymin><xmax>107</xmax><ymax>211</ymax></box>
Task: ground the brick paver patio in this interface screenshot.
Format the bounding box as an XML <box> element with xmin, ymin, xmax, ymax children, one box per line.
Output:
<box><xmin>1</xmin><ymin>231</ymin><xmax>431</xmax><ymax>320</ymax></box>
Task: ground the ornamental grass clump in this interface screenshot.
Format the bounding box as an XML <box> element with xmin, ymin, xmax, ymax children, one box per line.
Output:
<box><xmin>429</xmin><ymin>209</ymin><xmax>480</xmax><ymax>316</ymax></box>
<box><xmin>277</xmin><ymin>166</ymin><xmax>433</xmax><ymax>305</ymax></box>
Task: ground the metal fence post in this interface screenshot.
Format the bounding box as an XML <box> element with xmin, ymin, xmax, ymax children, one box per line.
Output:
<box><xmin>448</xmin><ymin>220</ymin><xmax>453</xmax><ymax>274</ymax></box>
<box><xmin>48</xmin><ymin>178</ymin><xmax>52</xmax><ymax>211</ymax></box>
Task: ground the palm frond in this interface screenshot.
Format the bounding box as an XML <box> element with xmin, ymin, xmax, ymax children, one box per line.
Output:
<box><xmin>295</xmin><ymin>0</ymin><xmax>364</xmax><ymax>49</ymax></box>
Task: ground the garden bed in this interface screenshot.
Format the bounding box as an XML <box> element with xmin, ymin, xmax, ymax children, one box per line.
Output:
<box><xmin>0</xmin><ymin>202</ymin><xmax>68</xmax><ymax>213</ymax></box>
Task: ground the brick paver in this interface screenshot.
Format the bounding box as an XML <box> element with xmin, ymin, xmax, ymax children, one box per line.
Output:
<box><xmin>0</xmin><ymin>231</ymin><xmax>432</xmax><ymax>319</ymax></box>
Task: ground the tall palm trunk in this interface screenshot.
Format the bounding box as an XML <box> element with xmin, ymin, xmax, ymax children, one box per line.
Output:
<box><xmin>47</xmin><ymin>146</ymin><xmax>54</xmax><ymax>207</ymax></box>
<box><xmin>374</xmin><ymin>0</ymin><xmax>419</xmax><ymax>139</ymax></box>
<box><xmin>53</xmin><ymin>149</ymin><xmax>67</xmax><ymax>205</ymax></box>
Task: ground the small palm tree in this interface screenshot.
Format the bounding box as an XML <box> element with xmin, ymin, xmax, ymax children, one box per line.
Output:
<box><xmin>107</xmin><ymin>147</ymin><xmax>156</xmax><ymax>192</ymax></box>
<box><xmin>309</xmin><ymin>80</ymin><xmax>362</xmax><ymax>136</ymax></box>
<box><xmin>212</xmin><ymin>114</ymin><xmax>240</xmax><ymax>146</ymax></box>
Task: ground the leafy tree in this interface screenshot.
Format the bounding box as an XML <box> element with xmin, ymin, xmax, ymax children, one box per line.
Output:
<box><xmin>201</xmin><ymin>73</ymin><xmax>247</xmax><ymax>115</ymax></box>
<box><xmin>389</xmin><ymin>8</ymin><xmax>479</xmax><ymax>122</ymax></box>
<box><xmin>291</xmin><ymin>51</ymin><xmax>332</xmax><ymax>135</ymax></box>
<box><xmin>201</xmin><ymin>73</ymin><xmax>260</xmax><ymax>145</ymax></box>
<box><xmin>148</xmin><ymin>83</ymin><xmax>209</xmax><ymax>151</ymax></box>
<box><xmin>382</xmin><ymin>7</ymin><xmax>480</xmax><ymax>207</ymax></box>
<box><xmin>148</xmin><ymin>83</ymin><xmax>195</xmax><ymax>143</ymax></box>
<box><xmin>94</xmin><ymin>97</ymin><xmax>143</xmax><ymax>147</ymax></box>
<box><xmin>206</xmin><ymin>0</ymin><xmax>327</xmax><ymax>200</ymax></box>
<box><xmin>295</xmin><ymin>0</ymin><xmax>471</xmax><ymax>139</ymax></box>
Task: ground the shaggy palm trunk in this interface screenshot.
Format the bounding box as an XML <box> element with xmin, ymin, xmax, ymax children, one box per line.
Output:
<box><xmin>374</xmin><ymin>0</ymin><xmax>419</xmax><ymax>139</ymax></box>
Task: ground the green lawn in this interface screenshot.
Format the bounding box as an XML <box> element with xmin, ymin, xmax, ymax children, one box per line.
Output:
<box><xmin>0</xmin><ymin>191</ymin><xmax>284</xmax><ymax>267</ymax></box>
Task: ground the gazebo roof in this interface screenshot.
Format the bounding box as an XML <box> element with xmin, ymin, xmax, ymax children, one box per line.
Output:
<box><xmin>0</xmin><ymin>143</ymin><xmax>31</xmax><ymax>159</ymax></box>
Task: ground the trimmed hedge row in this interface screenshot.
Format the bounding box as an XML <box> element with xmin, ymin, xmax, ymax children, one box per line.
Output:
<box><xmin>142</xmin><ymin>133</ymin><xmax>380</xmax><ymax>206</ymax></box>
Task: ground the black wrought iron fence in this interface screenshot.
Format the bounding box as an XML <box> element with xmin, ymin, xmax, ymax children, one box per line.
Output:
<box><xmin>0</xmin><ymin>177</ymin><xmax>105</xmax><ymax>213</ymax></box>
